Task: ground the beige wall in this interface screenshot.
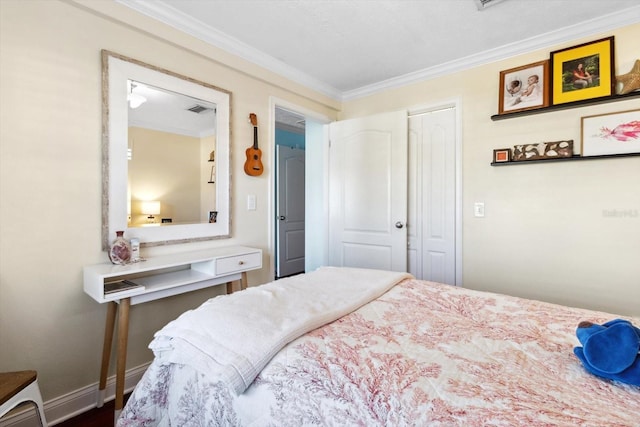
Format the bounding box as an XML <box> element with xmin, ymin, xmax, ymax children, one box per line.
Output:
<box><xmin>0</xmin><ymin>0</ymin><xmax>337</xmax><ymax>402</ymax></box>
<box><xmin>0</xmin><ymin>0</ymin><xmax>638</xmax><ymax>410</ymax></box>
<box><xmin>342</xmin><ymin>25</ymin><xmax>640</xmax><ymax>317</ymax></box>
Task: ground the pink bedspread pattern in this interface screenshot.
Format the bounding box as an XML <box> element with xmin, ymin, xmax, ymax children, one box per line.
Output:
<box><xmin>119</xmin><ymin>279</ymin><xmax>640</xmax><ymax>426</ymax></box>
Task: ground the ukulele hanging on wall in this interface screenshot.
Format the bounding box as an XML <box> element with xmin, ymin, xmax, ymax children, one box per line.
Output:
<box><xmin>244</xmin><ymin>113</ymin><xmax>264</xmax><ymax>176</ymax></box>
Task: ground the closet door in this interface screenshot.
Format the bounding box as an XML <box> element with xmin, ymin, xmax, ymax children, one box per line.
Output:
<box><xmin>408</xmin><ymin>108</ymin><xmax>456</xmax><ymax>284</ymax></box>
<box><xmin>328</xmin><ymin>110</ymin><xmax>408</xmax><ymax>271</ymax></box>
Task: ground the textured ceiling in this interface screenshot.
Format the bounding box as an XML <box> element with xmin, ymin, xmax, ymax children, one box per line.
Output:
<box><xmin>118</xmin><ymin>0</ymin><xmax>640</xmax><ymax>100</ymax></box>
<box><xmin>275</xmin><ymin>107</ymin><xmax>306</xmax><ymax>131</ymax></box>
<box><xmin>128</xmin><ymin>82</ymin><xmax>217</xmax><ymax>137</ymax></box>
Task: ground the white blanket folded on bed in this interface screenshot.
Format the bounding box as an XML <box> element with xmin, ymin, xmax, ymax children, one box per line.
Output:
<box><xmin>149</xmin><ymin>266</ymin><xmax>413</xmax><ymax>394</ymax></box>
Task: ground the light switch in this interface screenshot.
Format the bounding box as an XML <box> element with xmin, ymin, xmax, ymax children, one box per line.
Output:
<box><xmin>247</xmin><ymin>194</ymin><xmax>256</xmax><ymax>210</ymax></box>
<box><xmin>474</xmin><ymin>202</ymin><xmax>485</xmax><ymax>217</ymax></box>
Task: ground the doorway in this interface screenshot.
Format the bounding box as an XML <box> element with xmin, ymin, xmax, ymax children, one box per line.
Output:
<box><xmin>272</xmin><ymin>102</ymin><xmax>330</xmax><ymax>279</ymax></box>
<box><xmin>274</xmin><ymin>107</ymin><xmax>306</xmax><ymax>278</ymax></box>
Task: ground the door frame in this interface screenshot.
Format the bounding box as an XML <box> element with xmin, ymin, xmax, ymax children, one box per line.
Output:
<box><xmin>269</xmin><ymin>97</ymin><xmax>331</xmax><ymax>280</ymax></box>
<box><xmin>408</xmin><ymin>98</ymin><xmax>463</xmax><ymax>286</ymax></box>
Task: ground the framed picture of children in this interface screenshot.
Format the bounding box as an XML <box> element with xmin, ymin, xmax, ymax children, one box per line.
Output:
<box><xmin>550</xmin><ymin>36</ymin><xmax>615</xmax><ymax>105</ymax></box>
<box><xmin>498</xmin><ymin>60</ymin><xmax>550</xmax><ymax>115</ymax></box>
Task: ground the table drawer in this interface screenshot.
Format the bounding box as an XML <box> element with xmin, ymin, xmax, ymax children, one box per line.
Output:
<box><xmin>216</xmin><ymin>251</ymin><xmax>262</xmax><ymax>275</ymax></box>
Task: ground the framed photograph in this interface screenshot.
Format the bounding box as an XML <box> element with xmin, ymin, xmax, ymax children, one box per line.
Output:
<box><xmin>550</xmin><ymin>36</ymin><xmax>614</xmax><ymax>105</ymax></box>
<box><xmin>209</xmin><ymin>211</ymin><xmax>218</xmax><ymax>223</ymax></box>
<box><xmin>493</xmin><ymin>148</ymin><xmax>511</xmax><ymax>163</ymax></box>
<box><xmin>499</xmin><ymin>60</ymin><xmax>549</xmax><ymax>114</ymax></box>
<box><xmin>581</xmin><ymin>109</ymin><xmax>640</xmax><ymax>156</ymax></box>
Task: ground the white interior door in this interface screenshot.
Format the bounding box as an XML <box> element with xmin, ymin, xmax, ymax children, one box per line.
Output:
<box><xmin>276</xmin><ymin>145</ymin><xmax>305</xmax><ymax>278</ymax></box>
<box><xmin>328</xmin><ymin>110</ymin><xmax>408</xmax><ymax>271</ymax></box>
<box><xmin>408</xmin><ymin>107</ymin><xmax>457</xmax><ymax>284</ymax></box>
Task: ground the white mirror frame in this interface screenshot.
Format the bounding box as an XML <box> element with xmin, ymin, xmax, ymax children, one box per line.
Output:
<box><xmin>102</xmin><ymin>51</ymin><xmax>231</xmax><ymax>249</ymax></box>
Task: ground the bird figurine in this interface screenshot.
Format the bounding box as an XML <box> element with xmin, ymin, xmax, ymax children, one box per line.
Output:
<box><xmin>616</xmin><ymin>59</ymin><xmax>640</xmax><ymax>95</ymax></box>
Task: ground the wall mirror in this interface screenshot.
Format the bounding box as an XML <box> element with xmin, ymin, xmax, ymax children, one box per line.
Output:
<box><xmin>102</xmin><ymin>50</ymin><xmax>231</xmax><ymax>248</ymax></box>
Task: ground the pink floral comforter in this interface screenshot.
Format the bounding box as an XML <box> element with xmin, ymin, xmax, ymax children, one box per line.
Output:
<box><xmin>118</xmin><ymin>279</ymin><xmax>640</xmax><ymax>426</ymax></box>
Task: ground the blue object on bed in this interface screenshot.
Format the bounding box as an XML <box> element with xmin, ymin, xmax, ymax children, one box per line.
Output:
<box><xmin>574</xmin><ymin>318</ymin><xmax>640</xmax><ymax>386</ymax></box>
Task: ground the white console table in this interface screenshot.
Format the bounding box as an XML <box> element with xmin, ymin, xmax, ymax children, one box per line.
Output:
<box><xmin>83</xmin><ymin>245</ymin><xmax>262</xmax><ymax>420</ymax></box>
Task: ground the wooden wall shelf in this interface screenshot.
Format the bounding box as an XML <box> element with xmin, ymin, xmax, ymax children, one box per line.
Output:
<box><xmin>491</xmin><ymin>152</ymin><xmax>640</xmax><ymax>166</ymax></box>
<box><xmin>491</xmin><ymin>91</ymin><xmax>640</xmax><ymax>121</ymax></box>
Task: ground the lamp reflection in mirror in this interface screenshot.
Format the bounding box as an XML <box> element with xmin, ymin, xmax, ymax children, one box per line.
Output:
<box><xmin>141</xmin><ymin>201</ymin><xmax>160</xmax><ymax>223</ymax></box>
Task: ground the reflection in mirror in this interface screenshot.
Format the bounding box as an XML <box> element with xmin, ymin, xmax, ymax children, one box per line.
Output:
<box><xmin>102</xmin><ymin>51</ymin><xmax>231</xmax><ymax>248</ymax></box>
<box><xmin>127</xmin><ymin>81</ymin><xmax>217</xmax><ymax>227</ymax></box>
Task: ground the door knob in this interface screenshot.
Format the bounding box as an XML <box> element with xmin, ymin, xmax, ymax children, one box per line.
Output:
<box><xmin>279</xmin><ymin>216</ymin><xmax>286</xmax><ymax>220</ymax></box>
<box><xmin>395</xmin><ymin>221</ymin><xmax>404</xmax><ymax>229</ymax></box>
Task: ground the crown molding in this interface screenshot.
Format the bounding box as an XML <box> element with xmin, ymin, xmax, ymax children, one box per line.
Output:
<box><xmin>115</xmin><ymin>0</ymin><xmax>342</xmax><ymax>100</ymax></box>
<box><xmin>116</xmin><ymin>1</ymin><xmax>640</xmax><ymax>102</ymax></box>
<box><xmin>343</xmin><ymin>6</ymin><xmax>640</xmax><ymax>100</ymax></box>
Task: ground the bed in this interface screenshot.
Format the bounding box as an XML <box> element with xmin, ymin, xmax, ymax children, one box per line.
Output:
<box><xmin>118</xmin><ymin>267</ymin><xmax>640</xmax><ymax>426</ymax></box>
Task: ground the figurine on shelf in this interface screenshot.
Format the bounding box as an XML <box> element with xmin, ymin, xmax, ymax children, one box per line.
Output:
<box><xmin>616</xmin><ymin>59</ymin><xmax>640</xmax><ymax>95</ymax></box>
<box><xmin>109</xmin><ymin>230</ymin><xmax>131</xmax><ymax>265</ymax></box>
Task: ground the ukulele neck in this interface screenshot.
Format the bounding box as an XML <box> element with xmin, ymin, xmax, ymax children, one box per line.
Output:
<box><xmin>253</xmin><ymin>126</ymin><xmax>258</xmax><ymax>149</ymax></box>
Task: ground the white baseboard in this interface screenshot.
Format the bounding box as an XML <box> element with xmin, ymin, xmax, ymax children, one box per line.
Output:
<box><xmin>0</xmin><ymin>363</ymin><xmax>150</xmax><ymax>427</ymax></box>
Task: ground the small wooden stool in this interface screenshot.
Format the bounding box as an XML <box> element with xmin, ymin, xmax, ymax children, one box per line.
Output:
<box><xmin>0</xmin><ymin>371</ymin><xmax>48</xmax><ymax>426</ymax></box>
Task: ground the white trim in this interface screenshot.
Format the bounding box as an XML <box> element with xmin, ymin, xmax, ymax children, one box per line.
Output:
<box><xmin>0</xmin><ymin>363</ymin><xmax>149</xmax><ymax>427</ymax></box>
<box><xmin>115</xmin><ymin>1</ymin><xmax>640</xmax><ymax>102</ymax></box>
<box><xmin>454</xmin><ymin>100</ymin><xmax>464</xmax><ymax>287</ymax></box>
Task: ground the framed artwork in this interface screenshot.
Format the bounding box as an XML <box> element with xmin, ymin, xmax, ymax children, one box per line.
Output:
<box><xmin>493</xmin><ymin>148</ymin><xmax>511</xmax><ymax>163</ymax></box>
<box><xmin>550</xmin><ymin>36</ymin><xmax>615</xmax><ymax>105</ymax></box>
<box><xmin>499</xmin><ymin>60</ymin><xmax>549</xmax><ymax>114</ymax></box>
<box><xmin>581</xmin><ymin>109</ymin><xmax>640</xmax><ymax>156</ymax></box>
<box><xmin>209</xmin><ymin>211</ymin><xmax>218</xmax><ymax>223</ymax></box>
<box><xmin>512</xmin><ymin>140</ymin><xmax>573</xmax><ymax>161</ymax></box>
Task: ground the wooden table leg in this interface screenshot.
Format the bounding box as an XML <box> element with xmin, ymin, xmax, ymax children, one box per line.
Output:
<box><xmin>97</xmin><ymin>301</ymin><xmax>117</xmax><ymax>407</ymax></box>
<box><xmin>241</xmin><ymin>271</ymin><xmax>248</xmax><ymax>290</ymax></box>
<box><xmin>226</xmin><ymin>281</ymin><xmax>234</xmax><ymax>294</ymax></box>
<box><xmin>114</xmin><ymin>297</ymin><xmax>131</xmax><ymax>421</ymax></box>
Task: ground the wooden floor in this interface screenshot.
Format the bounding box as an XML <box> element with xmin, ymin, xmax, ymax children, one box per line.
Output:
<box><xmin>54</xmin><ymin>395</ymin><xmax>129</xmax><ymax>427</ymax></box>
